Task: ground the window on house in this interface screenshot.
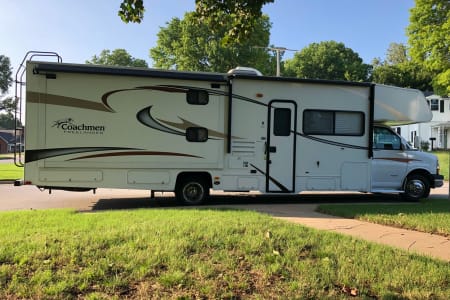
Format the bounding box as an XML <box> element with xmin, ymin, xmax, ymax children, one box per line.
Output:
<box><xmin>440</xmin><ymin>100</ymin><xmax>444</xmax><ymax>113</ymax></box>
<box><xmin>303</xmin><ymin>110</ymin><xmax>364</xmax><ymax>136</ymax></box>
<box><xmin>273</xmin><ymin>108</ymin><xmax>291</xmax><ymax>136</ymax></box>
<box><xmin>186</xmin><ymin>127</ymin><xmax>208</xmax><ymax>142</ymax></box>
<box><xmin>430</xmin><ymin>99</ymin><xmax>439</xmax><ymax>111</ymax></box>
<box><xmin>187</xmin><ymin>89</ymin><xmax>209</xmax><ymax>105</ymax></box>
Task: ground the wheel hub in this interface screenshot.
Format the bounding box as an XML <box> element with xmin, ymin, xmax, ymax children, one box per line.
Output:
<box><xmin>406</xmin><ymin>179</ymin><xmax>425</xmax><ymax>197</ymax></box>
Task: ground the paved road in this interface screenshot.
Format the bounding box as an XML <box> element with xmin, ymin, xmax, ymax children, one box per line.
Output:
<box><xmin>0</xmin><ymin>158</ymin><xmax>14</xmax><ymax>164</ymax></box>
<box><xmin>0</xmin><ymin>182</ymin><xmax>448</xmax><ymax>212</ymax></box>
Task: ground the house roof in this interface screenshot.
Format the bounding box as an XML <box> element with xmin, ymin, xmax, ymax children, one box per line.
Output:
<box><xmin>0</xmin><ymin>130</ymin><xmax>17</xmax><ymax>144</ymax></box>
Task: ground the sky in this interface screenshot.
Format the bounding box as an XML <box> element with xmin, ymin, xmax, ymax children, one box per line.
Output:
<box><xmin>1</xmin><ymin>0</ymin><xmax>415</xmax><ymax>96</ymax></box>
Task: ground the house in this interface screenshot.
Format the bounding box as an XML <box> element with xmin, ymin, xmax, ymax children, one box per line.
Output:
<box><xmin>0</xmin><ymin>130</ymin><xmax>24</xmax><ymax>154</ymax></box>
<box><xmin>395</xmin><ymin>94</ymin><xmax>450</xmax><ymax>150</ymax></box>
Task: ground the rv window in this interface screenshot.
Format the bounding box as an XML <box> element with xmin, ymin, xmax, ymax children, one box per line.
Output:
<box><xmin>335</xmin><ymin>111</ymin><xmax>364</xmax><ymax>135</ymax></box>
<box><xmin>303</xmin><ymin>110</ymin><xmax>334</xmax><ymax>135</ymax></box>
<box><xmin>187</xmin><ymin>89</ymin><xmax>209</xmax><ymax>105</ymax></box>
<box><xmin>273</xmin><ymin>108</ymin><xmax>291</xmax><ymax>136</ymax></box>
<box><xmin>186</xmin><ymin>127</ymin><xmax>208</xmax><ymax>142</ymax></box>
<box><xmin>303</xmin><ymin>110</ymin><xmax>364</xmax><ymax>136</ymax></box>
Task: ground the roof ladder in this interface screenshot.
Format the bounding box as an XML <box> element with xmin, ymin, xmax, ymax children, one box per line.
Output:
<box><xmin>14</xmin><ymin>51</ymin><xmax>62</xmax><ymax>167</ymax></box>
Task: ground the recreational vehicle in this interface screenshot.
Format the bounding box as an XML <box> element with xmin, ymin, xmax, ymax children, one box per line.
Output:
<box><xmin>14</xmin><ymin>56</ymin><xmax>443</xmax><ymax>204</ymax></box>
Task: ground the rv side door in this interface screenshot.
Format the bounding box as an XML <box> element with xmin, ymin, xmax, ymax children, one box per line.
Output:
<box><xmin>267</xmin><ymin>101</ymin><xmax>297</xmax><ymax>192</ymax></box>
<box><xmin>371</xmin><ymin>127</ymin><xmax>408</xmax><ymax>190</ymax></box>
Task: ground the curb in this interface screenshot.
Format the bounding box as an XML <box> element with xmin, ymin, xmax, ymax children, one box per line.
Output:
<box><xmin>0</xmin><ymin>180</ymin><xmax>14</xmax><ymax>184</ymax></box>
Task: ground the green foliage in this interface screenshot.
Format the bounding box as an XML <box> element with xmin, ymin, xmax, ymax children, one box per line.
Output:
<box><xmin>318</xmin><ymin>199</ymin><xmax>450</xmax><ymax>236</ymax></box>
<box><xmin>371</xmin><ymin>43</ymin><xmax>433</xmax><ymax>90</ymax></box>
<box><xmin>0</xmin><ymin>97</ymin><xmax>16</xmax><ymax>116</ymax></box>
<box><xmin>0</xmin><ymin>97</ymin><xmax>22</xmax><ymax>130</ymax></box>
<box><xmin>0</xmin><ymin>55</ymin><xmax>12</xmax><ymax>94</ymax></box>
<box><xmin>407</xmin><ymin>0</ymin><xmax>450</xmax><ymax>95</ymax></box>
<box><xmin>0</xmin><ymin>209</ymin><xmax>448</xmax><ymax>299</ymax></box>
<box><xmin>0</xmin><ymin>114</ymin><xmax>16</xmax><ymax>130</ymax></box>
<box><xmin>118</xmin><ymin>0</ymin><xmax>273</xmax><ymax>45</ymax></box>
<box><xmin>371</xmin><ymin>61</ymin><xmax>433</xmax><ymax>91</ymax></box>
<box><xmin>118</xmin><ymin>0</ymin><xmax>145</xmax><ymax>23</ymax></box>
<box><xmin>194</xmin><ymin>0</ymin><xmax>274</xmax><ymax>44</ymax></box>
<box><xmin>385</xmin><ymin>42</ymin><xmax>409</xmax><ymax>65</ymax></box>
<box><xmin>150</xmin><ymin>12</ymin><xmax>275</xmax><ymax>74</ymax></box>
<box><xmin>284</xmin><ymin>41</ymin><xmax>370</xmax><ymax>81</ymax></box>
<box><xmin>86</xmin><ymin>49</ymin><xmax>148</xmax><ymax>68</ymax></box>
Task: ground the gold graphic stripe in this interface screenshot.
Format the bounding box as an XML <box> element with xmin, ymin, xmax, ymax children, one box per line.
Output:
<box><xmin>27</xmin><ymin>91</ymin><xmax>113</xmax><ymax>112</ymax></box>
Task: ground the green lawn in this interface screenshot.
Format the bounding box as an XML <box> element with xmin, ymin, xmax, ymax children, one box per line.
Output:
<box><xmin>433</xmin><ymin>151</ymin><xmax>449</xmax><ymax>181</ymax></box>
<box><xmin>318</xmin><ymin>199</ymin><xmax>450</xmax><ymax>237</ymax></box>
<box><xmin>0</xmin><ymin>209</ymin><xmax>448</xmax><ymax>299</ymax></box>
<box><xmin>0</xmin><ymin>162</ymin><xmax>23</xmax><ymax>180</ymax></box>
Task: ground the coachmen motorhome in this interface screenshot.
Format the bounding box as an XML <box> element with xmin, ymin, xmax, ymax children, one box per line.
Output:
<box><xmin>14</xmin><ymin>54</ymin><xmax>443</xmax><ymax>205</ymax></box>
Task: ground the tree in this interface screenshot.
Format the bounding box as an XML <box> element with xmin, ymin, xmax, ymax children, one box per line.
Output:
<box><xmin>370</xmin><ymin>43</ymin><xmax>433</xmax><ymax>91</ymax></box>
<box><xmin>86</xmin><ymin>49</ymin><xmax>148</xmax><ymax>67</ymax></box>
<box><xmin>407</xmin><ymin>0</ymin><xmax>450</xmax><ymax>95</ymax></box>
<box><xmin>0</xmin><ymin>55</ymin><xmax>12</xmax><ymax>94</ymax></box>
<box><xmin>385</xmin><ymin>43</ymin><xmax>408</xmax><ymax>65</ymax></box>
<box><xmin>0</xmin><ymin>55</ymin><xmax>15</xmax><ymax>129</ymax></box>
<box><xmin>150</xmin><ymin>12</ymin><xmax>275</xmax><ymax>74</ymax></box>
<box><xmin>371</xmin><ymin>63</ymin><xmax>433</xmax><ymax>91</ymax></box>
<box><xmin>118</xmin><ymin>0</ymin><xmax>274</xmax><ymax>44</ymax></box>
<box><xmin>0</xmin><ymin>97</ymin><xmax>20</xmax><ymax>129</ymax></box>
<box><xmin>283</xmin><ymin>41</ymin><xmax>370</xmax><ymax>81</ymax></box>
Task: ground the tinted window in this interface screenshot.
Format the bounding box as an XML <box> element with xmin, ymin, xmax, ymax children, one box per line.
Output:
<box><xmin>187</xmin><ymin>89</ymin><xmax>209</xmax><ymax>105</ymax></box>
<box><xmin>186</xmin><ymin>127</ymin><xmax>208</xmax><ymax>142</ymax></box>
<box><xmin>303</xmin><ymin>110</ymin><xmax>364</xmax><ymax>136</ymax></box>
<box><xmin>273</xmin><ymin>108</ymin><xmax>291</xmax><ymax>136</ymax></box>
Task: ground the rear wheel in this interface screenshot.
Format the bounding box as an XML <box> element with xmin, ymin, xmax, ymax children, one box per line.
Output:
<box><xmin>175</xmin><ymin>177</ymin><xmax>209</xmax><ymax>205</ymax></box>
<box><xmin>401</xmin><ymin>174</ymin><xmax>430</xmax><ymax>201</ymax></box>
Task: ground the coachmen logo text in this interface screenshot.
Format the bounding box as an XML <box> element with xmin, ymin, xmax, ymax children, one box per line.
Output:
<box><xmin>52</xmin><ymin>118</ymin><xmax>105</xmax><ymax>135</ymax></box>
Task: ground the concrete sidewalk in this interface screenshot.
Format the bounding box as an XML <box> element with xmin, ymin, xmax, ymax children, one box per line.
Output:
<box><xmin>226</xmin><ymin>184</ymin><xmax>450</xmax><ymax>262</ymax></box>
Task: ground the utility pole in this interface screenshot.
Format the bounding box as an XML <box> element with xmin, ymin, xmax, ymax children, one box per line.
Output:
<box><xmin>253</xmin><ymin>46</ymin><xmax>298</xmax><ymax>77</ymax></box>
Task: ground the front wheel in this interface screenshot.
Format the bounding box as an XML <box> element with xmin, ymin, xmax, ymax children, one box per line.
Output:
<box><xmin>401</xmin><ymin>174</ymin><xmax>430</xmax><ymax>201</ymax></box>
<box><xmin>175</xmin><ymin>178</ymin><xmax>209</xmax><ymax>205</ymax></box>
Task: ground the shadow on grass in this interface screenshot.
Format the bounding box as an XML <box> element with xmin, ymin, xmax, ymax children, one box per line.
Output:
<box><xmin>90</xmin><ymin>192</ymin><xmax>405</xmax><ymax>212</ymax></box>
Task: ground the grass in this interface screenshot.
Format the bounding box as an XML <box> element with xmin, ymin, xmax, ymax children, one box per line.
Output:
<box><xmin>0</xmin><ymin>162</ymin><xmax>23</xmax><ymax>180</ymax></box>
<box><xmin>0</xmin><ymin>209</ymin><xmax>449</xmax><ymax>299</ymax></box>
<box><xmin>0</xmin><ymin>153</ymin><xmax>24</xmax><ymax>180</ymax></box>
<box><xmin>318</xmin><ymin>199</ymin><xmax>450</xmax><ymax>237</ymax></box>
<box><xmin>433</xmin><ymin>151</ymin><xmax>449</xmax><ymax>181</ymax></box>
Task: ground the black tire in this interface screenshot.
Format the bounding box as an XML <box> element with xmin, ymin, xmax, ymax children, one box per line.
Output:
<box><xmin>401</xmin><ymin>174</ymin><xmax>430</xmax><ymax>201</ymax></box>
<box><xmin>175</xmin><ymin>177</ymin><xmax>209</xmax><ymax>205</ymax></box>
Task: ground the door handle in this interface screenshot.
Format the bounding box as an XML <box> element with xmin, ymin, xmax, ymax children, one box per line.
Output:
<box><xmin>264</xmin><ymin>142</ymin><xmax>276</xmax><ymax>153</ymax></box>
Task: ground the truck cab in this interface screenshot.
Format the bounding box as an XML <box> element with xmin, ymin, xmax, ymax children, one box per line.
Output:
<box><xmin>372</xmin><ymin>125</ymin><xmax>443</xmax><ymax>200</ymax></box>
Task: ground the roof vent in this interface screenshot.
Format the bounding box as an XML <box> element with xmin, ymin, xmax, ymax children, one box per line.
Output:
<box><xmin>227</xmin><ymin>67</ymin><xmax>263</xmax><ymax>76</ymax></box>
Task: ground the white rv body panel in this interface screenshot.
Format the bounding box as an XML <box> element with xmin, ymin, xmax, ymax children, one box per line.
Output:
<box><xmin>374</xmin><ymin>85</ymin><xmax>432</xmax><ymax>125</ymax></box>
<box><xmin>20</xmin><ymin>61</ymin><xmax>443</xmax><ymax>203</ymax></box>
